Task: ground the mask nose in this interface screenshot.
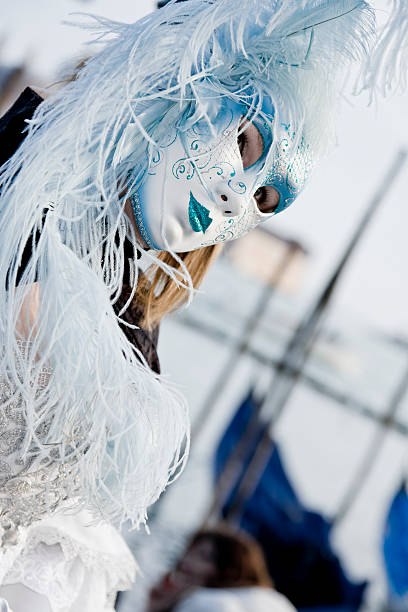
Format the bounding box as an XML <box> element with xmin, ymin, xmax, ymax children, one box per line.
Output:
<box><xmin>212</xmin><ymin>180</ymin><xmax>246</xmax><ymax>218</ymax></box>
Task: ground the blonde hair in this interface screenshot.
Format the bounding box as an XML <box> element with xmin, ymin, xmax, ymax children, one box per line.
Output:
<box><xmin>135</xmin><ymin>245</ymin><xmax>221</xmax><ymax>330</ymax></box>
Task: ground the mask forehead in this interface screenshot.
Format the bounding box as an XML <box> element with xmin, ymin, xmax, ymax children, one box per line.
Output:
<box><xmin>179</xmin><ymin>99</ymin><xmax>244</xmax><ymax>185</ymax></box>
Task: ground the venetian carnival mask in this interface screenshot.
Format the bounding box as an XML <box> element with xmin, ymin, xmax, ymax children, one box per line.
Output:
<box><xmin>127</xmin><ymin>99</ymin><xmax>313</xmax><ymax>252</ymax></box>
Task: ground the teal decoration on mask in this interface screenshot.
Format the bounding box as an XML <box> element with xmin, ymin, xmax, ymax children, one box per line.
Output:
<box><xmin>188</xmin><ymin>191</ymin><xmax>213</xmax><ymax>233</ymax></box>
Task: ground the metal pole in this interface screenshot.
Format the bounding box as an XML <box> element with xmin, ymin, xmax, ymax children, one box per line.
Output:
<box><xmin>335</xmin><ymin>359</ymin><xmax>408</xmax><ymax>524</ymax></box>
<box><xmin>178</xmin><ymin>312</ymin><xmax>408</xmax><ymax>436</ymax></box>
<box><xmin>191</xmin><ymin>240</ymin><xmax>301</xmax><ymax>441</ymax></box>
<box><xmin>206</xmin><ymin>149</ymin><xmax>408</xmax><ymax>526</ymax></box>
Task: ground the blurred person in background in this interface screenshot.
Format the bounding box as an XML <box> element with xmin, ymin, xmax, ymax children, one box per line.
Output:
<box><xmin>0</xmin><ymin>0</ymin><xmax>404</xmax><ymax>610</ymax></box>
<box><xmin>147</xmin><ymin>526</ymin><xmax>295</xmax><ymax>612</ymax></box>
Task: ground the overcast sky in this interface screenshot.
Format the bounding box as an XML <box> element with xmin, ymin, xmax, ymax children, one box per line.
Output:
<box><xmin>2</xmin><ymin>0</ymin><xmax>407</xmax><ymax>336</ymax></box>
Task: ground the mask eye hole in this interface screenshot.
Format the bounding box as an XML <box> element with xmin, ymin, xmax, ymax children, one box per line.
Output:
<box><xmin>254</xmin><ymin>186</ymin><xmax>280</xmax><ymax>214</ymax></box>
<box><xmin>238</xmin><ymin>119</ymin><xmax>264</xmax><ymax>169</ymax></box>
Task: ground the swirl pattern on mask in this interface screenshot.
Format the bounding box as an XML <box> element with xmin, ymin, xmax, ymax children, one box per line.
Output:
<box><xmin>148</xmin><ymin>131</ymin><xmax>178</xmax><ymax>176</ymax></box>
<box><xmin>198</xmin><ymin>207</ymin><xmax>259</xmax><ymax>247</ymax></box>
<box><xmin>172</xmin><ymin>110</ymin><xmax>244</xmax><ymax>196</ymax></box>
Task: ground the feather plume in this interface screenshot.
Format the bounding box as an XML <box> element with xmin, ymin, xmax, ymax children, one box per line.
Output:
<box><xmin>0</xmin><ymin>0</ymin><xmax>375</xmax><ymax>526</ymax></box>
<box><xmin>358</xmin><ymin>0</ymin><xmax>408</xmax><ymax>98</ymax></box>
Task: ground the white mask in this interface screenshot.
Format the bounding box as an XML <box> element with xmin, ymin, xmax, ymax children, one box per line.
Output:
<box><xmin>126</xmin><ymin>100</ymin><xmax>312</xmax><ymax>252</ymax></box>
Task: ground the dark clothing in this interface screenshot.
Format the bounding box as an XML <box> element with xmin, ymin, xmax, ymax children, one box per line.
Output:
<box><xmin>0</xmin><ymin>87</ymin><xmax>160</xmax><ymax>373</ymax></box>
<box><xmin>0</xmin><ymin>87</ymin><xmax>43</xmax><ymax>168</ymax></box>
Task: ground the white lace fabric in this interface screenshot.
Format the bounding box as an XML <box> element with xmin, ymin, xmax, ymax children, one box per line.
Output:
<box><xmin>0</xmin><ymin>347</ymin><xmax>138</xmax><ymax>611</ymax></box>
<box><xmin>0</xmin><ymin>342</ymin><xmax>83</xmax><ymax>541</ymax></box>
<box><xmin>0</xmin><ymin>509</ymin><xmax>137</xmax><ymax>612</ymax></box>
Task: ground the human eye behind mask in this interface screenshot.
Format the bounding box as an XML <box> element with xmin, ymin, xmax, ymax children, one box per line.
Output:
<box><xmin>253</xmin><ymin>186</ymin><xmax>280</xmax><ymax>215</ymax></box>
<box><xmin>238</xmin><ymin>120</ymin><xmax>264</xmax><ymax>169</ymax></box>
<box><xmin>128</xmin><ymin>99</ymin><xmax>312</xmax><ymax>253</ymax></box>
<box><xmin>238</xmin><ymin>121</ymin><xmax>281</xmax><ymax>215</ymax></box>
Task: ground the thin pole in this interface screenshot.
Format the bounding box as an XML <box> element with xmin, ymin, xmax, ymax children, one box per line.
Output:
<box><xmin>335</xmin><ymin>360</ymin><xmax>408</xmax><ymax>524</ymax></box>
<box><xmin>206</xmin><ymin>149</ymin><xmax>408</xmax><ymax>525</ymax></box>
<box><xmin>178</xmin><ymin>313</ymin><xmax>408</xmax><ymax>436</ymax></box>
<box><xmin>191</xmin><ymin>240</ymin><xmax>301</xmax><ymax>441</ymax></box>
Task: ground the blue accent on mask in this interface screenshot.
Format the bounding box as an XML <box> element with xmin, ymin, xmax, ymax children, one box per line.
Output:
<box><xmin>129</xmin><ymin>187</ymin><xmax>160</xmax><ymax>250</ymax></box>
<box><xmin>188</xmin><ymin>191</ymin><xmax>213</xmax><ymax>233</ymax></box>
<box><xmin>242</xmin><ymin>94</ymin><xmax>313</xmax><ymax>216</ymax></box>
<box><xmin>263</xmin><ymin>123</ymin><xmax>313</xmax><ymax>215</ymax></box>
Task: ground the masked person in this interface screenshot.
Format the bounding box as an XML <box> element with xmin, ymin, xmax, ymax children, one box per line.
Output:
<box><xmin>147</xmin><ymin>526</ymin><xmax>295</xmax><ymax>612</ymax></box>
<box><xmin>0</xmin><ymin>0</ymin><xmax>405</xmax><ymax>610</ymax></box>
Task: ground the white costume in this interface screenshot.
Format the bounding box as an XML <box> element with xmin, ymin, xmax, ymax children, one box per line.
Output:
<box><xmin>0</xmin><ymin>342</ymin><xmax>136</xmax><ymax>610</ymax></box>
<box><xmin>0</xmin><ymin>511</ymin><xmax>135</xmax><ymax>612</ymax></box>
<box><xmin>0</xmin><ymin>0</ymin><xmax>406</xmax><ymax>609</ymax></box>
<box><xmin>174</xmin><ymin>586</ymin><xmax>296</xmax><ymax>612</ymax></box>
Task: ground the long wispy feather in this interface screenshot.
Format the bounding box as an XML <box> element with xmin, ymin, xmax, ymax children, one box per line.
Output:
<box><xmin>358</xmin><ymin>0</ymin><xmax>408</xmax><ymax>98</ymax></box>
<box><xmin>0</xmin><ymin>0</ymin><xmax>375</xmax><ymax>527</ymax></box>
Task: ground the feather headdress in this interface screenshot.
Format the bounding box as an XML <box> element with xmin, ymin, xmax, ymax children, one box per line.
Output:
<box><xmin>0</xmin><ymin>0</ymin><xmax>386</xmax><ymax>527</ymax></box>
<box><xmin>359</xmin><ymin>0</ymin><xmax>408</xmax><ymax>98</ymax></box>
